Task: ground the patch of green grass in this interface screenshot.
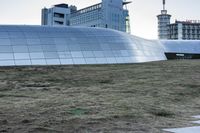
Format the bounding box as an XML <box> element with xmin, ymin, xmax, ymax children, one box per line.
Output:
<box><xmin>67</xmin><ymin>108</ymin><xmax>89</xmax><ymax>116</ymax></box>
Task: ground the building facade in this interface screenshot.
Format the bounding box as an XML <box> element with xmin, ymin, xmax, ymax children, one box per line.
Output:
<box><xmin>157</xmin><ymin>10</ymin><xmax>171</xmax><ymax>40</ymax></box>
<box><xmin>157</xmin><ymin>0</ymin><xmax>171</xmax><ymax>40</ymax></box>
<box><xmin>168</xmin><ymin>20</ymin><xmax>200</xmax><ymax>40</ymax></box>
<box><xmin>157</xmin><ymin>0</ymin><xmax>200</xmax><ymax>40</ymax></box>
<box><xmin>41</xmin><ymin>0</ymin><xmax>131</xmax><ymax>33</ymax></box>
<box><xmin>41</xmin><ymin>4</ymin><xmax>77</xmax><ymax>26</ymax></box>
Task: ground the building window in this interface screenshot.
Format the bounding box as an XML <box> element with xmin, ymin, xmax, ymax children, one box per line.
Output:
<box><xmin>54</xmin><ymin>21</ymin><xmax>64</xmax><ymax>25</ymax></box>
<box><xmin>54</xmin><ymin>13</ymin><xmax>64</xmax><ymax>18</ymax></box>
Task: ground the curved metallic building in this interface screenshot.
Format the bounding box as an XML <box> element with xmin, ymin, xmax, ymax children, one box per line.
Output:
<box><xmin>162</xmin><ymin>40</ymin><xmax>200</xmax><ymax>54</ymax></box>
<box><xmin>0</xmin><ymin>25</ymin><xmax>199</xmax><ymax>66</ymax></box>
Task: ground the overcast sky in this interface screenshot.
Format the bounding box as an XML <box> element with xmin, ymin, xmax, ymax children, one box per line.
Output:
<box><xmin>0</xmin><ymin>0</ymin><xmax>199</xmax><ymax>39</ymax></box>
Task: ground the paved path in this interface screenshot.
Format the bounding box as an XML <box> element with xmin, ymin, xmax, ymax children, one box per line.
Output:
<box><xmin>193</xmin><ymin>120</ymin><xmax>200</xmax><ymax>124</ymax></box>
<box><xmin>164</xmin><ymin>126</ymin><xmax>200</xmax><ymax>133</ymax></box>
<box><xmin>193</xmin><ymin>115</ymin><xmax>200</xmax><ymax>119</ymax></box>
<box><xmin>163</xmin><ymin>115</ymin><xmax>200</xmax><ymax>133</ymax></box>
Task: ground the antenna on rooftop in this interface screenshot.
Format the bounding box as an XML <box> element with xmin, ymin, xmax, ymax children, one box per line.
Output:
<box><xmin>163</xmin><ymin>0</ymin><xmax>166</xmax><ymax>10</ymax></box>
<box><xmin>124</xmin><ymin>0</ymin><xmax>128</xmax><ymax>10</ymax></box>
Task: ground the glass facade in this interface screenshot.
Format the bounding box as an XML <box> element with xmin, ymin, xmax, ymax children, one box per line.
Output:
<box><xmin>161</xmin><ymin>40</ymin><xmax>200</xmax><ymax>54</ymax></box>
<box><xmin>0</xmin><ymin>25</ymin><xmax>199</xmax><ymax>66</ymax></box>
<box><xmin>70</xmin><ymin>3</ymin><xmax>102</xmax><ymax>26</ymax></box>
<box><xmin>0</xmin><ymin>25</ymin><xmax>162</xmax><ymax>66</ymax></box>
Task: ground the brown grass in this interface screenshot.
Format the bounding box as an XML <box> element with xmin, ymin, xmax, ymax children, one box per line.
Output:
<box><xmin>0</xmin><ymin>60</ymin><xmax>200</xmax><ymax>133</ymax></box>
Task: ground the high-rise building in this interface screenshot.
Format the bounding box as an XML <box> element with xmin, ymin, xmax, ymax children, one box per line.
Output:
<box><xmin>41</xmin><ymin>4</ymin><xmax>77</xmax><ymax>26</ymax></box>
<box><xmin>157</xmin><ymin>0</ymin><xmax>200</xmax><ymax>40</ymax></box>
<box><xmin>168</xmin><ymin>20</ymin><xmax>200</xmax><ymax>40</ymax></box>
<box><xmin>41</xmin><ymin>0</ymin><xmax>131</xmax><ymax>33</ymax></box>
<box><xmin>157</xmin><ymin>0</ymin><xmax>171</xmax><ymax>40</ymax></box>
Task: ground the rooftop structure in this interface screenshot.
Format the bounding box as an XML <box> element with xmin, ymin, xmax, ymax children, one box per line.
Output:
<box><xmin>157</xmin><ymin>0</ymin><xmax>171</xmax><ymax>40</ymax></box>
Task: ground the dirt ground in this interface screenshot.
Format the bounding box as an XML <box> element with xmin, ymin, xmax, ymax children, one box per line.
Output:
<box><xmin>0</xmin><ymin>60</ymin><xmax>200</xmax><ymax>133</ymax></box>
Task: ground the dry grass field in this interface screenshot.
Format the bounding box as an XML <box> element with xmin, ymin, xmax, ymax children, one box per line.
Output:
<box><xmin>0</xmin><ymin>60</ymin><xmax>200</xmax><ymax>133</ymax></box>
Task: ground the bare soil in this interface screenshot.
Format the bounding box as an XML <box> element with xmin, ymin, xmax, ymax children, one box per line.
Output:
<box><xmin>0</xmin><ymin>60</ymin><xmax>200</xmax><ymax>133</ymax></box>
